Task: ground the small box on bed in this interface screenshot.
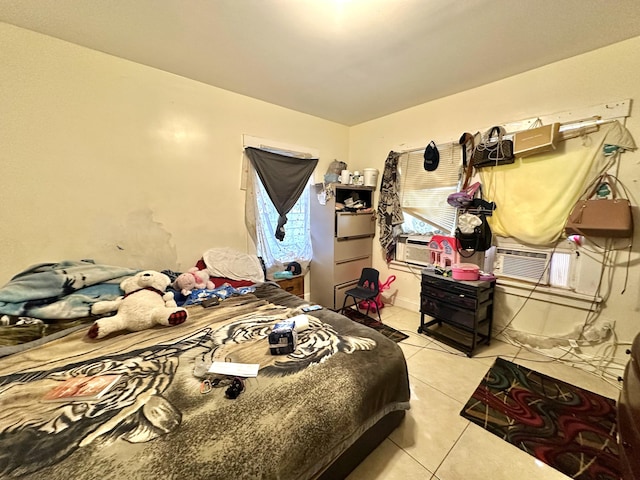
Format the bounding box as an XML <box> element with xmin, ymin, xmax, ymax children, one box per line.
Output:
<box><xmin>269</xmin><ymin>320</ymin><xmax>297</xmax><ymax>355</ymax></box>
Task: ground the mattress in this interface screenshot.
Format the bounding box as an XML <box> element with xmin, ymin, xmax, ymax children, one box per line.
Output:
<box><xmin>0</xmin><ymin>282</ymin><xmax>410</xmax><ymax>479</ymax></box>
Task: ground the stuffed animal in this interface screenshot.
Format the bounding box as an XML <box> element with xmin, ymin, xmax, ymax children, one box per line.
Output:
<box><xmin>173</xmin><ymin>267</ymin><xmax>215</xmax><ymax>296</ymax></box>
<box><xmin>88</xmin><ymin>270</ymin><xmax>188</xmax><ymax>339</ymax></box>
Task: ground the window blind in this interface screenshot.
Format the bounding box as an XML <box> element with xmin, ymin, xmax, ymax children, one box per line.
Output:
<box><xmin>398</xmin><ymin>142</ymin><xmax>462</xmax><ymax>233</ymax></box>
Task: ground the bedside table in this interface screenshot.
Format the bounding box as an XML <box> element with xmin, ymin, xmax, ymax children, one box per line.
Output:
<box><xmin>275</xmin><ymin>275</ymin><xmax>304</xmax><ymax>299</ymax></box>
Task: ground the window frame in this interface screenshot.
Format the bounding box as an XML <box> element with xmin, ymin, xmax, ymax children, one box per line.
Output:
<box><xmin>242</xmin><ymin>135</ymin><xmax>319</xmax><ymax>271</ymax></box>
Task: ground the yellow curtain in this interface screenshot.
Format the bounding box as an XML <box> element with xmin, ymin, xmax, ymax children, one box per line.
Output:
<box><xmin>479</xmin><ymin>126</ymin><xmax>615</xmax><ymax>245</ymax></box>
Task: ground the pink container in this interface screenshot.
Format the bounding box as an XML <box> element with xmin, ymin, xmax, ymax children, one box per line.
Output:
<box><xmin>452</xmin><ymin>263</ymin><xmax>480</xmax><ymax>281</ymax></box>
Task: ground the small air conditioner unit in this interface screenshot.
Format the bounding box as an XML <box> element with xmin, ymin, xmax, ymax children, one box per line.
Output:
<box><xmin>403</xmin><ymin>235</ymin><xmax>432</xmax><ymax>267</ymax></box>
<box><xmin>492</xmin><ymin>237</ymin><xmax>604</xmax><ymax>299</ymax></box>
<box><xmin>494</xmin><ymin>245</ymin><xmax>551</xmax><ymax>284</ymax></box>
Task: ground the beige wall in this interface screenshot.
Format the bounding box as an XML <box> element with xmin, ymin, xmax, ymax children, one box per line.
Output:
<box><xmin>2</xmin><ymin>21</ymin><xmax>639</xmax><ymax>373</ymax></box>
<box><xmin>0</xmin><ymin>22</ymin><xmax>349</xmax><ymax>283</ymax></box>
<box><xmin>350</xmin><ymin>35</ymin><xmax>640</xmax><ymax>371</ymax></box>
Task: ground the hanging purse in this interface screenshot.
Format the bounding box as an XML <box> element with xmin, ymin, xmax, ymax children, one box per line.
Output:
<box><xmin>456</xmin><ymin>212</ymin><xmax>492</xmax><ymax>256</ymax></box>
<box><xmin>565</xmin><ymin>174</ymin><xmax>633</xmax><ymax>238</ymax></box>
<box><xmin>447</xmin><ymin>133</ymin><xmax>479</xmax><ymax>208</ymax></box>
<box><xmin>447</xmin><ymin>182</ymin><xmax>481</xmax><ymax>208</ymax></box>
<box><xmin>471</xmin><ymin>126</ymin><xmax>515</xmax><ymax>168</ymax></box>
<box><xmin>455</xmin><ymin>198</ymin><xmax>494</xmax><ymax>257</ymax></box>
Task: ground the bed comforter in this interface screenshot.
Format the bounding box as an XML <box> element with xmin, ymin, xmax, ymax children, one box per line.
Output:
<box><xmin>0</xmin><ymin>283</ymin><xmax>410</xmax><ymax>479</ymax></box>
<box><xmin>0</xmin><ymin>260</ymin><xmax>138</xmax><ymax>320</ymax></box>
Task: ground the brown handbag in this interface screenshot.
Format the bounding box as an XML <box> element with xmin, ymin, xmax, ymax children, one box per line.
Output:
<box><xmin>565</xmin><ymin>174</ymin><xmax>633</xmax><ymax>238</ymax></box>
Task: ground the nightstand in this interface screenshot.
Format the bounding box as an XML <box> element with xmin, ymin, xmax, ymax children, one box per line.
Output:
<box><xmin>275</xmin><ymin>275</ymin><xmax>304</xmax><ymax>299</ymax></box>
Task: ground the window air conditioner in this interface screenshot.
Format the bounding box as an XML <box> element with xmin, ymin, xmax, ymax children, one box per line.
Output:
<box><xmin>492</xmin><ymin>237</ymin><xmax>604</xmax><ymax>305</ymax></box>
<box><xmin>493</xmin><ymin>238</ymin><xmax>603</xmax><ymax>295</ymax></box>
<box><xmin>403</xmin><ymin>235</ymin><xmax>432</xmax><ymax>267</ymax></box>
<box><xmin>494</xmin><ymin>245</ymin><xmax>551</xmax><ymax>284</ymax></box>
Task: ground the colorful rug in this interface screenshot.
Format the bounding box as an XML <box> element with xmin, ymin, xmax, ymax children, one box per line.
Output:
<box><xmin>341</xmin><ymin>308</ymin><xmax>409</xmax><ymax>343</ymax></box>
<box><xmin>461</xmin><ymin>357</ymin><xmax>621</xmax><ymax>480</ymax></box>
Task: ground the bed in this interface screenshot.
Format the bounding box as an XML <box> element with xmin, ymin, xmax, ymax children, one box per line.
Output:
<box><xmin>0</xmin><ymin>261</ymin><xmax>410</xmax><ymax>479</ymax></box>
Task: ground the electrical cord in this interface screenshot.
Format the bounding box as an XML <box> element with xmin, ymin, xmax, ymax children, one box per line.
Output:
<box><xmin>401</xmin><ymin>316</ymin><xmax>626</xmax><ymax>390</ymax></box>
<box><xmin>410</xmin><ymin>329</ymin><xmax>625</xmax><ymax>391</ymax></box>
<box><xmin>495</xmin><ymin>236</ymin><xmax>619</xmax><ymax>360</ymax></box>
<box><xmin>392</xmin><ymin>230</ymin><xmax>629</xmax><ymax>386</ymax></box>
<box><xmin>492</xmin><ymin>241</ymin><xmax>559</xmax><ymax>339</ymax></box>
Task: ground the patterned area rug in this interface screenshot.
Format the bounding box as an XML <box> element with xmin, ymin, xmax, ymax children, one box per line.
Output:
<box><xmin>461</xmin><ymin>357</ymin><xmax>620</xmax><ymax>480</ymax></box>
<box><xmin>341</xmin><ymin>308</ymin><xmax>409</xmax><ymax>343</ymax></box>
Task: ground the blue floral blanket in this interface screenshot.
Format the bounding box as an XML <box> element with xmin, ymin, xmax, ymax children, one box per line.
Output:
<box><xmin>0</xmin><ymin>260</ymin><xmax>138</xmax><ymax>320</ymax></box>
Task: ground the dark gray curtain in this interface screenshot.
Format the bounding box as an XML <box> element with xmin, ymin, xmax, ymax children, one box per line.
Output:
<box><xmin>245</xmin><ymin>147</ymin><xmax>318</xmax><ymax>241</ymax></box>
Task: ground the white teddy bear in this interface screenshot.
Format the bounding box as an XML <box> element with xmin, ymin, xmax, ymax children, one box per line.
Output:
<box><xmin>88</xmin><ymin>270</ymin><xmax>188</xmax><ymax>339</ymax></box>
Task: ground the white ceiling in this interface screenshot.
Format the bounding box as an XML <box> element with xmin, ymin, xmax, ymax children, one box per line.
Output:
<box><xmin>3</xmin><ymin>0</ymin><xmax>640</xmax><ymax>126</ymax></box>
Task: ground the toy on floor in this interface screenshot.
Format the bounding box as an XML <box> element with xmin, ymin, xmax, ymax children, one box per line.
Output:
<box><xmin>88</xmin><ymin>270</ymin><xmax>188</xmax><ymax>339</ymax></box>
<box><xmin>173</xmin><ymin>267</ymin><xmax>215</xmax><ymax>296</ymax></box>
<box><xmin>358</xmin><ymin>275</ymin><xmax>397</xmax><ymax>312</ymax></box>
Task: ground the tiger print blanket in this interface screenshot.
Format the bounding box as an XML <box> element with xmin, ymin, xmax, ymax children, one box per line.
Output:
<box><xmin>0</xmin><ymin>283</ymin><xmax>410</xmax><ymax>479</ymax></box>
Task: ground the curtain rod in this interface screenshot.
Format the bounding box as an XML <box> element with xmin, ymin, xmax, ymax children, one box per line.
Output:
<box><xmin>401</xmin><ymin>140</ymin><xmax>459</xmax><ymax>155</ymax></box>
<box><xmin>400</xmin><ymin>115</ymin><xmax>620</xmax><ymax>154</ymax></box>
<box><xmin>248</xmin><ymin>144</ymin><xmax>314</xmax><ymax>159</ymax></box>
<box><xmin>556</xmin><ymin>117</ymin><xmax>618</xmax><ymax>141</ymax></box>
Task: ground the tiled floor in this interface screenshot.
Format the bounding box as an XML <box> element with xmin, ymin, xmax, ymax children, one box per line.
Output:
<box><xmin>346</xmin><ymin>306</ymin><xmax>622</xmax><ymax>480</ymax></box>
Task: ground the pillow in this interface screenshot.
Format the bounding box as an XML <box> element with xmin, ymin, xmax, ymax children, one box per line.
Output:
<box><xmin>193</xmin><ymin>260</ymin><xmax>253</xmax><ymax>288</ymax></box>
<box><xmin>201</xmin><ymin>248</ymin><xmax>265</xmax><ymax>283</ymax></box>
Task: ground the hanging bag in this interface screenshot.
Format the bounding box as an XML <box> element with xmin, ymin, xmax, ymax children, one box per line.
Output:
<box><xmin>447</xmin><ymin>132</ymin><xmax>480</xmax><ymax>208</ymax></box>
<box><xmin>565</xmin><ymin>173</ymin><xmax>633</xmax><ymax>238</ymax></box>
<box><xmin>455</xmin><ymin>211</ymin><xmax>493</xmax><ymax>257</ymax></box>
<box><xmin>455</xmin><ymin>196</ymin><xmax>494</xmax><ymax>257</ymax></box>
<box><xmin>447</xmin><ymin>182</ymin><xmax>481</xmax><ymax>208</ymax></box>
<box><xmin>513</xmin><ymin>120</ymin><xmax>560</xmax><ymax>158</ymax></box>
<box><xmin>471</xmin><ymin>126</ymin><xmax>515</xmax><ymax>168</ymax></box>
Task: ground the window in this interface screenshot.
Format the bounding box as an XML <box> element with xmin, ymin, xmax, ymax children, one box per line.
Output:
<box><xmin>401</xmin><ymin>212</ymin><xmax>438</xmax><ymax>235</ymax></box>
<box><xmin>252</xmin><ymin>172</ymin><xmax>313</xmax><ymax>269</ymax></box>
<box><xmin>397</xmin><ymin>143</ymin><xmax>462</xmax><ymax>235</ymax></box>
<box><xmin>392</xmin><ymin>142</ymin><xmax>602</xmax><ymax>309</ymax></box>
<box><xmin>392</xmin><ymin>100</ymin><xmax>631</xmax><ymax>311</ymax></box>
<box><xmin>242</xmin><ymin>135</ymin><xmax>318</xmax><ymax>273</ymax></box>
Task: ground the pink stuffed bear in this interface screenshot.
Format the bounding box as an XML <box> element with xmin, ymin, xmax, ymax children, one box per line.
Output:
<box><xmin>173</xmin><ymin>267</ymin><xmax>215</xmax><ymax>296</ymax></box>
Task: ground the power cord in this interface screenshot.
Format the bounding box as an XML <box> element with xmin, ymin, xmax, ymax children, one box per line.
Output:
<box><xmin>492</xmin><ymin>240</ymin><xmax>559</xmax><ymax>339</ymax></box>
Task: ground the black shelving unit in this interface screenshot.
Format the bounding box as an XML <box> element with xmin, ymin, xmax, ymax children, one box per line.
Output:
<box><xmin>417</xmin><ymin>270</ymin><xmax>495</xmax><ymax>357</ymax></box>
